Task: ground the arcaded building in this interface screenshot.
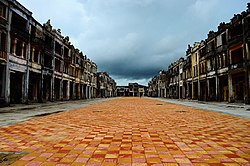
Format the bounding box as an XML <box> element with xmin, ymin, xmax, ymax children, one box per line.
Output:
<box><xmin>149</xmin><ymin>4</ymin><xmax>250</xmax><ymax>104</ymax></box>
<box><xmin>97</xmin><ymin>72</ymin><xmax>116</xmax><ymax>98</ymax></box>
<box><xmin>0</xmin><ymin>0</ymin><xmax>98</xmax><ymax>106</ymax></box>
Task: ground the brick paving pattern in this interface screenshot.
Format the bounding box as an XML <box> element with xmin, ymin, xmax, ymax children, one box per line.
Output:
<box><xmin>0</xmin><ymin>97</ymin><xmax>250</xmax><ymax>166</ymax></box>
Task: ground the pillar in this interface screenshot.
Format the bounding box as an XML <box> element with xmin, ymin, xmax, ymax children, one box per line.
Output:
<box><xmin>77</xmin><ymin>83</ymin><xmax>80</xmax><ymax>99</ymax></box>
<box><xmin>67</xmin><ymin>80</ymin><xmax>70</xmax><ymax>100</ymax></box>
<box><xmin>38</xmin><ymin>51</ymin><xmax>41</xmax><ymax>64</ymax></box>
<box><xmin>51</xmin><ymin>41</ymin><xmax>55</xmax><ymax>101</ymax></box>
<box><xmin>228</xmin><ymin>73</ymin><xmax>233</xmax><ymax>102</ymax></box>
<box><xmin>191</xmin><ymin>81</ymin><xmax>194</xmax><ymax>99</ymax></box>
<box><xmin>247</xmin><ymin>67</ymin><xmax>250</xmax><ymax>104</ymax></box>
<box><xmin>23</xmin><ymin>41</ymin><xmax>30</xmax><ymax>103</ymax></box>
<box><xmin>32</xmin><ymin>47</ymin><xmax>35</xmax><ymax>62</ymax></box>
<box><xmin>198</xmin><ymin>80</ymin><xmax>201</xmax><ymax>100</ymax></box>
<box><xmin>178</xmin><ymin>84</ymin><xmax>181</xmax><ymax>99</ymax></box>
<box><xmin>21</xmin><ymin>42</ymin><xmax>25</xmax><ymax>58</ymax></box>
<box><xmin>164</xmin><ymin>88</ymin><xmax>166</xmax><ymax>98</ymax></box>
<box><xmin>40</xmin><ymin>72</ymin><xmax>44</xmax><ymax>102</ymax></box>
<box><xmin>72</xmin><ymin>82</ymin><xmax>75</xmax><ymax>99</ymax></box>
<box><xmin>60</xmin><ymin>79</ymin><xmax>63</xmax><ymax>100</ymax></box>
<box><xmin>5</xmin><ymin>9</ymin><xmax>12</xmax><ymax>104</ymax></box>
<box><xmin>13</xmin><ymin>38</ymin><xmax>17</xmax><ymax>55</ymax></box>
<box><xmin>89</xmin><ymin>86</ymin><xmax>91</xmax><ymax>98</ymax></box>
<box><xmin>216</xmin><ymin>76</ymin><xmax>219</xmax><ymax>101</ymax></box>
<box><xmin>207</xmin><ymin>79</ymin><xmax>210</xmax><ymax>101</ymax></box>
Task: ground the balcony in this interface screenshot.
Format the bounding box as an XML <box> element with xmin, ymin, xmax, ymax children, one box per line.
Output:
<box><xmin>11</xmin><ymin>26</ymin><xmax>30</xmax><ymax>40</ymax></box>
<box><xmin>64</xmin><ymin>56</ymin><xmax>71</xmax><ymax>63</ymax></box>
<box><xmin>245</xmin><ymin>31</ymin><xmax>250</xmax><ymax>40</ymax></box>
<box><xmin>44</xmin><ymin>47</ymin><xmax>53</xmax><ymax>56</ymax></box>
<box><xmin>0</xmin><ymin>16</ymin><xmax>8</xmax><ymax>30</ymax></box>
<box><xmin>216</xmin><ymin>45</ymin><xmax>227</xmax><ymax>53</ymax></box>
<box><xmin>0</xmin><ymin>50</ymin><xmax>6</xmax><ymax>62</ymax></box>
<box><xmin>229</xmin><ymin>62</ymin><xmax>244</xmax><ymax>70</ymax></box>
<box><xmin>31</xmin><ymin>36</ymin><xmax>44</xmax><ymax>45</ymax></box>
<box><xmin>228</xmin><ymin>35</ymin><xmax>243</xmax><ymax>46</ymax></box>
<box><xmin>75</xmin><ymin>63</ymin><xmax>80</xmax><ymax>68</ymax></box>
<box><xmin>205</xmin><ymin>50</ymin><xmax>215</xmax><ymax>58</ymax></box>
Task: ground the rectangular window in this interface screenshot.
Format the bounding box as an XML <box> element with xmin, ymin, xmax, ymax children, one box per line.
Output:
<box><xmin>55</xmin><ymin>42</ymin><xmax>62</xmax><ymax>55</ymax></box>
<box><xmin>0</xmin><ymin>4</ymin><xmax>6</xmax><ymax>19</ymax></box>
<box><xmin>231</xmin><ymin>47</ymin><xmax>243</xmax><ymax>64</ymax></box>
<box><xmin>0</xmin><ymin>32</ymin><xmax>6</xmax><ymax>51</ymax></box>
<box><xmin>222</xmin><ymin>33</ymin><xmax>227</xmax><ymax>45</ymax></box>
<box><xmin>34</xmin><ymin>49</ymin><xmax>39</xmax><ymax>63</ymax></box>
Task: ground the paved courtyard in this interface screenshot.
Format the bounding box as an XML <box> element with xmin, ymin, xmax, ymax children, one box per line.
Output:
<box><xmin>0</xmin><ymin>97</ymin><xmax>250</xmax><ymax>166</ymax></box>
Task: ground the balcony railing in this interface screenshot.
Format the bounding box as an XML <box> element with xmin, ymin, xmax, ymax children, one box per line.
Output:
<box><xmin>0</xmin><ymin>50</ymin><xmax>7</xmax><ymax>61</ymax></box>
<box><xmin>229</xmin><ymin>62</ymin><xmax>244</xmax><ymax>70</ymax></box>
<box><xmin>11</xmin><ymin>26</ymin><xmax>30</xmax><ymax>39</ymax></box>
<box><xmin>64</xmin><ymin>56</ymin><xmax>71</xmax><ymax>63</ymax></box>
<box><xmin>228</xmin><ymin>35</ymin><xmax>243</xmax><ymax>46</ymax></box>
<box><xmin>245</xmin><ymin>29</ymin><xmax>250</xmax><ymax>39</ymax></box>
<box><xmin>216</xmin><ymin>45</ymin><xmax>227</xmax><ymax>53</ymax></box>
<box><xmin>44</xmin><ymin>47</ymin><xmax>53</xmax><ymax>56</ymax></box>
<box><xmin>205</xmin><ymin>50</ymin><xmax>215</xmax><ymax>58</ymax></box>
<box><xmin>0</xmin><ymin>16</ymin><xmax>8</xmax><ymax>29</ymax></box>
<box><xmin>31</xmin><ymin>36</ymin><xmax>44</xmax><ymax>44</ymax></box>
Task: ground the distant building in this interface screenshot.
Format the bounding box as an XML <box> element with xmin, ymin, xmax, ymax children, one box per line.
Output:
<box><xmin>116</xmin><ymin>86</ymin><xmax>129</xmax><ymax>96</ymax></box>
<box><xmin>97</xmin><ymin>72</ymin><xmax>116</xmax><ymax>98</ymax></box>
<box><xmin>117</xmin><ymin>83</ymin><xmax>147</xmax><ymax>97</ymax></box>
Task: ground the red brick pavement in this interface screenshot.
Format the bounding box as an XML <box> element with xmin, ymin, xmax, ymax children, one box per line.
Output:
<box><xmin>0</xmin><ymin>97</ymin><xmax>250</xmax><ymax>166</ymax></box>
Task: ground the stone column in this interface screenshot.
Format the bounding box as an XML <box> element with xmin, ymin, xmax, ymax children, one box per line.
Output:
<box><xmin>216</xmin><ymin>76</ymin><xmax>219</xmax><ymax>101</ymax></box>
<box><xmin>192</xmin><ymin>80</ymin><xmax>194</xmax><ymax>99</ymax></box>
<box><xmin>187</xmin><ymin>82</ymin><xmax>190</xmax><ymax>99</ymax></box>
<box><xmin>13</xmin><ymin>39</ymin><xmax>17</xmax><ymax>55</ymax></box>
<box><xmin>207</xmin><ymin>79</ymin><xmax>210</xmax><ymax>101</ymax></box>
<box><xmin>40</xmin><ymin>71</ymin><xmax>44</xmax><ymax>102</ymax></box>
<box><xmin>164</xmin><ymin>88</ymin><xmax>166</xmax><ymax>98</ymax></box>
<box><xmin>72</xmin><ymin>82</ymin><xmax>76</xmax><ymax>99</ymax></box>
<box><xmin>21</xmin><ymin>42</ymin><xmax>25</xmax><ymax>58</ymax></box>
<box><xmin>178</xmin><ymin>84</ymin><xmax>181</xmax><ymax>99</ymax></box>
<box><xmin>247</xmin><ymin>42</ymin><xmax>250</xmax><ymax>104</ymax></box>
<box><xmin>247</xmin><ymin>67</ymin><xmax>250</xmax><ymax>104</ymax></box>
<box><xmin>5</xmin><ymin>9</ymin><xmax>12</xmax><ymax>104</ymax></box>
<box><xmin>32</xmin><ymin>48</ymin><xmax>35</xmax><ymax>62</ymax></box>
<box><xmin>86</xmin><ymin>85</ymin><xmax>89</xmax><ymax>99</ymax></box>
<box><xmin>51</xmin><ymin>40</ymin><xmax>55</xmax><ymax>101</ymax></box>
<box><xmin>23</xmin><ymin>40</ymin><xmax>30</xmax><ymax>103</ymax></box>
<box><xmin>60</xmin><ymin>79</ymin><xmax>63</xmax><ymax>100</ymax></box>
<box><xmin>228</xmin><ymin>73</ymin><xmax>233</xmax><ymax>102</ymax></box>
<box><xmin>67</xmin><ymin>80</ymin><xmax>70</xmax><ymax>100</ymax></box>
<box><xmin>89</xmin><ymin>86</ymin><xmax>91</xmax><ymax>98</ymax></box>
<box><xmin>38</xmin><ymin>51</ymin><xmax>41</xmax><ymax>64</ymax></box>
<box><xmin>198</xmin><ymin>80</ymin><xmax>201</xmax><ymax>100</ymax></box>
<box><xmin>81</xmin><ymin>84</ymin><xmax>84</xmax><ymax>99</ymax></box>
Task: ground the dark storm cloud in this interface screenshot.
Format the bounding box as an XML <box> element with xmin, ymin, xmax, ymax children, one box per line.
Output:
<box><xmin>18</xmin><ymin>0</ymin><xmax>248</xmax><ymax>85</ymax></box>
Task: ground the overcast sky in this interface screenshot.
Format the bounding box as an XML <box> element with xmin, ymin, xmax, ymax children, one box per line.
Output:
<box><xmin>18</xmin><ymin>0</ymin><xmax>247</xmax><ymax>86</ymax></box>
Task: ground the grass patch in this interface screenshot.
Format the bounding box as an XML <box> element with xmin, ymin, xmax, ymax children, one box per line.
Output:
<box><xmin>0</xmin><ymin>152</ymin><xmax>28</xmax><ymax>166</ymax></box>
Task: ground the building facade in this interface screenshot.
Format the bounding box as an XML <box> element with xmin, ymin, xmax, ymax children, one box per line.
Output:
<box><xmin>148</xmin><ymin>4</ymin><xmax>250</xmax><ymax>104</ymax></box>
<box><xmin>117</xmin><ymin>83</ymin><xmax>147</xmax><ymax>97</ymax></box>
<box><xmin>0</xmin><ymin>0</ymin><xmax>98</xmax><ymax>106</ymax></box>
<box><xmin>97</xmin><ymin>72</ymin><xmax>116</xmax><ymax>98</ymax></box>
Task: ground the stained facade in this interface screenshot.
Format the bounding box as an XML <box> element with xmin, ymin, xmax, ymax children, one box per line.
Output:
<box><xmin>148</xmin><ymin>4</ymin><xmax>250</xmax><ymax>104</ymax></box>
<box><xmin>97</xmin><ymin>72</ymin><xmax>116</xmax><ymax>98</ymax></box>
<box><xmin>0</xmin><ymin>0</ymin><xmax>98</xmax><ymax>106</ymax></box>
<box><xmin>117</xmin><ymin>83</ymin><xmax>147</xmax><ymax>97</ymax></box>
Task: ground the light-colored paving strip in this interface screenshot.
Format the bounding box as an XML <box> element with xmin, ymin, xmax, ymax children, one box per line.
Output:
<box><xmin>153</xmin><ymin>97</ymin><xmax>250</xmax><ymax>119</ymax></box>
<box><xmin>0</xmin><ymin>97</ymin><xmax>249</xmax><ymax>165</ymax></box>
<box><xmin>0</xmin><ymin>98</ymin><xmax>112</xmax><ymax>127</ymax></box>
